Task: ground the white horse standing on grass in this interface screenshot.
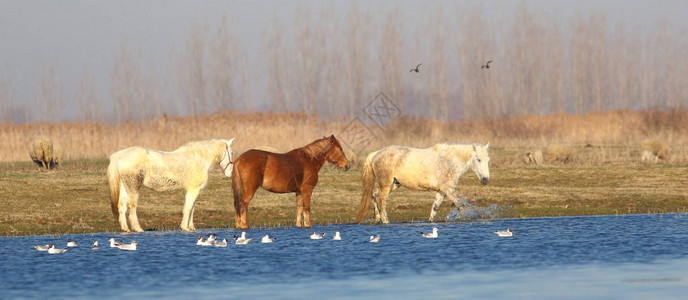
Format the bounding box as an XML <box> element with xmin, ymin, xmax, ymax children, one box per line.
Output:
<box><xmin>357</xmin><ymin>143</ymin><xmax>490</xmax><ymax>224</ymax></box>
<box><xmin>107</xmin><ymin>138</ymin><xmax>235</xmax><ymax>232</ymax></box>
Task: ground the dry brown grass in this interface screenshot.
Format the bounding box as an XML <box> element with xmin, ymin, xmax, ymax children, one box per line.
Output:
<box><xmin>523</xmin><ymin>150</ymin><xmax>543</xmax><ymax>165</ymax></box>
<box><xmin>53</xmin><ymin>143</ymin><xmax>63</xmax><ymax>167</ymax></box>
<box><xmin>2</xmin><ymin>110</ymin><xmax>688</xmax><ymax>166</ymax></box>
<box><xmin>546</xmin><ymin>145</ymin><xmax>575</xmax><ymax>164</ymax></box>
<box><xmin>642</xmin><ymin>139</ymin><xmax>669</xmax><ymax>160</ymax></box>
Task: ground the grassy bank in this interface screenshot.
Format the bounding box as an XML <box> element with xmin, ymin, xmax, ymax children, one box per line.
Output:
<box><xmin>2</xmin><ymin>150</ymin><xmax>686</xmax><ymax>236</ymax></box>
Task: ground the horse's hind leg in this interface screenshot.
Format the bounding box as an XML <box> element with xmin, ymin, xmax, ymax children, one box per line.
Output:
<box><xmin>377</xmin><ymin>183</ymin><xmax>394</xmax><ymax>224</ymax></box>
<box><xmin>127</xmin><ymin>191</ymin><xmax>144</xmax><ymax>232</ymax></box>
<box><xmin>233</xmin><ymin>194</ymin><xmax>242</xmax><ymax>229</ymax></box>
<box><xmin>118</xmin><ymin>184</ymin><xmax>131</xmax><ymax>232</ymax></box>
<box><xmin>236</xmin><ymin>185</ymin><xmax>258</xmax><ymax>229</ymax></box>
<box><xmin>429</xmin><ymin>192</ymin><xmax>446</xmax><ymax>222</ymax></box>
<box><xmin>372</xmin><ymin>189</ymin><xmax>381</xmax><ymax>222</ymax></box>
<box><xmin>181</xmin><ymin>188</ymin><xmax>200</xmax><ymax>232</ymax></box>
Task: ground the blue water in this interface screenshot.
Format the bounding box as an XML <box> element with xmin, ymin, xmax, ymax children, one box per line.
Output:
<box><xmin>2</xmin><ymin>214</ymin><xmax>688</xmax><ymax>299</ymax></box>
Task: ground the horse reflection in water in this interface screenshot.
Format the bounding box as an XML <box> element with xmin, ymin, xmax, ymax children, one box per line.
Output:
<box><xmin>232</xmin><ymin>135</ymin><xmax>350</xmax><ymax>229</ymax></box>
<box><xmin>357</xmin><ymin>143</ymin><xmax>491</xmax><ymax>224</ymax></box>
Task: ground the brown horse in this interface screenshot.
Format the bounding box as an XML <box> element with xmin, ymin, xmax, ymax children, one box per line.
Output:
<box><xmin>231</xmin><ymin>135</ymin><xmax>350</xmax><ymax>229</ymax></box>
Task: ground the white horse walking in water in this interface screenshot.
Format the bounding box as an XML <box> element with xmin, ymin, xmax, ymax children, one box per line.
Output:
<box><xmin>107</xmin><ymin>138</ymin><xmax>235</xmax><ymax>232</ymax></box>
<box><xmin>357</xmin><ymin>143</ymin><xmax>490</xmax><ymax>224</ymax></box>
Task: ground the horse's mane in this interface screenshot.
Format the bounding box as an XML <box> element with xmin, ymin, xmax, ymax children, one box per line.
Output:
<box><xmin>432</xmin><ymin>143</ymin><xmax>475</xmax><ymax>162</ymax></box>
<box><xmin>176</xmin><ymin>139</ymin><xmax>225</xmax><ymax>163</ymax></box>
<box><xmin>299</xmin><ymin>137</ymin><xmax>334</xmax><ymax>160</ymax></box>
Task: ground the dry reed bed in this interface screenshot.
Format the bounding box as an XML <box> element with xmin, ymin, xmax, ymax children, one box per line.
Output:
<box><xmin>1</xmin><ymin>110</ymin><xmax>687</xmax><ymax>165</ymax></box>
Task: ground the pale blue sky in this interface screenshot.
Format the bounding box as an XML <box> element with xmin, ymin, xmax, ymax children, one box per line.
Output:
<box><xmin>1</xmin><ymin>0</ymin><xmax>686</xmax><ymax>121</ymax></box>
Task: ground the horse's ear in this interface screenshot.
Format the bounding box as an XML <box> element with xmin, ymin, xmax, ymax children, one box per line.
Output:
<box><xmin>486</xmin><ymin>142</ymin><xmax>489</xmax><ymax>149</ymax></box>
<box><xmin>330</xmin><ymin>134</ymin><xmax>336</xmax><ymax>141</ymax></box>
<box><xmin>227</xmin><ymin>138</ymin><xmax>235</xmax><ymax>146</ymax></box>
<box><xmin>472</xmin><ymin>144</ymin><xmax>477</xmax><ymax>151</ymax></box>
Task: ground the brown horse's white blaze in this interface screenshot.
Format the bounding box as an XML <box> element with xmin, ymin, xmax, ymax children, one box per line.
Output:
<box><xmin>231</xmin><ymin>135</ymin><xmax>350</xmax><ymax>229</ymax></box>
<box><xmin>356</xmin><ymin>142</ymin><xmax>490</xmax><ymax>224</ymax></box>
<box><xmin>107</xmin><ymin>138</ymin><xmax>235</xmax><ymax>233</ymax></box>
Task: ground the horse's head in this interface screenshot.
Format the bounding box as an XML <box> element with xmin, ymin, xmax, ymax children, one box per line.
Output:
<box><xmin>219</xmin><ymin>138</ymin><xmax>235</xmax><ymax>177</ymax></box>
<box><xmin>326</xmin><ymin>135</ymin><xmax>350</xmax><ymax>171</ymax></box>
<box><xmin>471</xmin><ymin>143</ymin><xmax>490</xmax><ymax>185</ymax></box>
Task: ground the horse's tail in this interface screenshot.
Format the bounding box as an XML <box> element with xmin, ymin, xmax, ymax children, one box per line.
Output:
<box><xmin>231</xmin><ymin>162</ymin><xmax>244</xmax><ymax>212</ymax></box>
<box><xmin>356</xmin><ymin>151</ymin><xmax>377</xmax><ymax>223</ymax></box>
<box><xmin>106</xmin><ymin>157</ymin><xmax>120</xmax><ymax>219</ymax></box>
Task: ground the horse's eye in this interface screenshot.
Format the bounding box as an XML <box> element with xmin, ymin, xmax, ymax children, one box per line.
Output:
<box><xmin>477</xmin><ymin>159</ymin><xmax>482</xmax><ymax>163</ymax></box>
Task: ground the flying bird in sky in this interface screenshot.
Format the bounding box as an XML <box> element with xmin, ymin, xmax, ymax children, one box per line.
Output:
<box><xmin>481</xmin><ymin>60</ymin><xmax>493</xmax><ymax>69</ymax></box>
<box><xmin>410</xmin><ymin>63</ymin><xmax>422</xmax><ymax>73</ymax></box>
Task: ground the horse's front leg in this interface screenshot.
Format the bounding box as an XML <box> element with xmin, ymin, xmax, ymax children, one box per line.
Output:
<box><xmin>302</xmin><ymin>190</ymin><xmax>314</xmax><ymax>228</ymax></box>
<box><xmin>127</xmin><ymin>191</ymin><xmax>144</xmax><ymax>232</ymax></box>
<box><xmin>429</xmin><ymin>192</ymin><xmax>446</xmax><ymax>222</ymax></box>
<box><xmin>295</xmin><ymin>192</ymin><xmax>304</xmax><ymax>227</ymax></box>
<box><xmin>181</xmin><ymin>189</ymin><xmax>200</xmax><ymax>232</ymax></box>
<box><xmin>189</xmin><ymin>203</ymin><xmax>196</xmax><ymax>231</ymax></box>
<box><xmin>446</xmin><ymin>190</ymin><xmax>465</xmax><ymax>218</ymax></box>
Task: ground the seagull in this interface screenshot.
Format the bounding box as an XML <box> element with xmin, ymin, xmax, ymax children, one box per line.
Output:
<box><xmin>196</xmin><ymin>236</ymin><xmax>213</xmax><ymax>246</ymax></box>
<box><xmin>67</xmin><ymin>239</ymin><xmax>78</xmax><ymax>247</ymax></box>
<box><xmin>206</xmin><ymin>233</ymin><xmax>217</xmax><ymax>243</ymax></box>
<box><xmin>261</xmin><ymin>235</ymin><xmax>276</xmax><ymax>243</ymax></box>
<box><xmin>310</xmin><ymin>232</ymin><xmax>326</xmax><ymax>240</ymax></box>
<box><xmin>212</xmin><ymin>238</ymin><xmax>228</xmax><ymax>247</ymax></box>
<box><xmin>234</xmin><ymin>232</ymin><xmax>251</xmax><ymax>245</ymax></box>
<box><xmin>118</xmin><ymin>241</ymin><xmax>138</xmax><ymax>251</ymax></box>
<box><xmin>481</xmin><ymin>60</ymin><xmax>493</xmax><ymax>69</ymax></box>
<box><xmin>108</xmin><ymin>238</ymin><xmax>123</xmax><ymax>248</ymax></box>
<box><xmin>48</xmin><ymin>245</ymin><xmax>69</xmax><ymax>254</ymax></box>
<box><xmin>494</xmin><ymin>228</ymin><xmax>513</xmax><ymax>237</ymax></box>
<box><xmin>410</xmin><ymin>63</ymin><xmax>422</xmax><ymax>73</ymax></box>
<box><xmin>34</xmin><ymin>244</ymin><xmax>51</xmax><ymax>251</ymax></box>
<box><xmin>333</xmin><ymin>231</ymin><xmax>342</xmax><ymax>240</ymax></box>
<box><xmin>420</xmin><ymin>227</ymin><xmax>439</xmax><ymax>238</ymax></box>
<box><xmin>91</xmin><ymin>240</ymin><xmax>99</xmax><ymax>250</ymax></box>
<box><xmin>369</xmin><ymin>235</ymin><xmax>380</xmax><ymax>243</ymax></box>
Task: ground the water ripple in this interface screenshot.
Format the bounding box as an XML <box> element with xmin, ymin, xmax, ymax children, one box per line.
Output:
<box><xmin>2</xmin><ymin>213</ymin><xmax>687</xmax><ymax>298</ymax></box>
